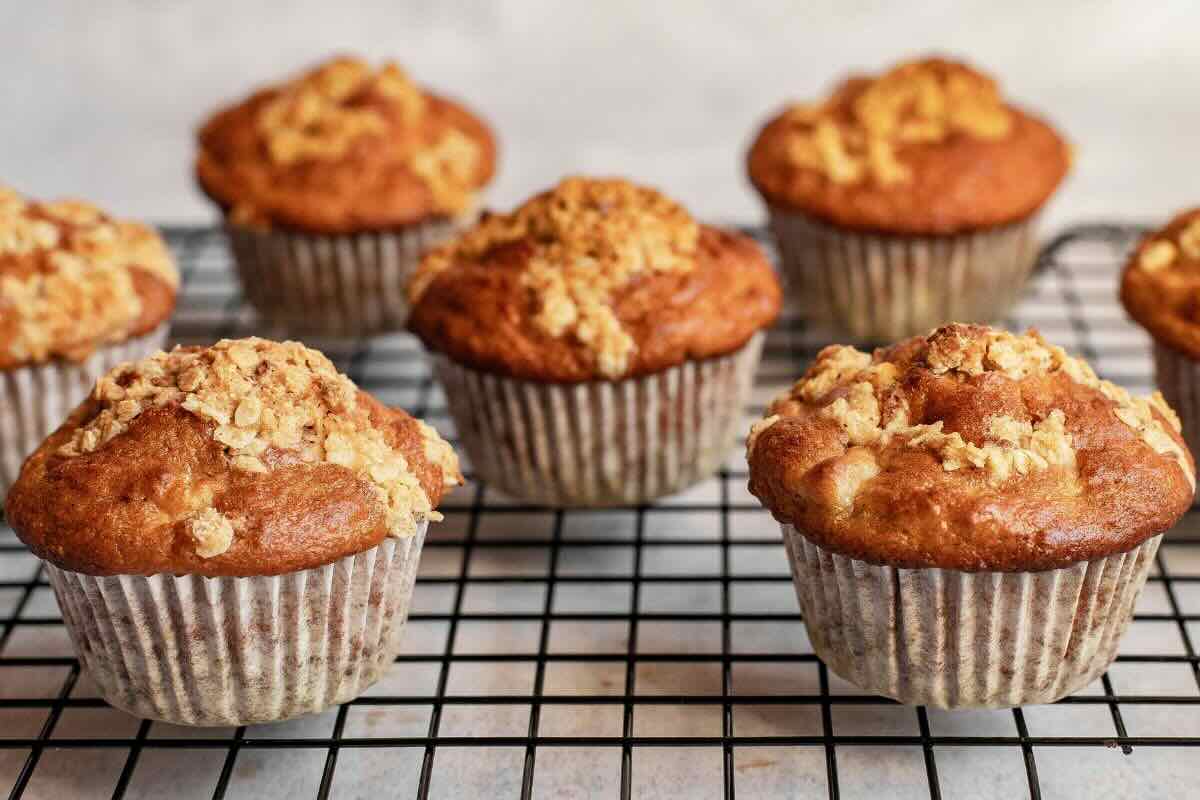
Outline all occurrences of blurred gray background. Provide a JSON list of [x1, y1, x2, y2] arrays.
[[1, 0, 1194, 227]]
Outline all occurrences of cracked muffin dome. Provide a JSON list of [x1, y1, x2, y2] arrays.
[[196, 55, 497, 233], [407, 176, 782, 381], [0, 186, 178, 370], [1120, 208, 1200, 358], [5, 338, 461, 577], [747, 56, 1070, 234], [747, 324, 1194, 571]]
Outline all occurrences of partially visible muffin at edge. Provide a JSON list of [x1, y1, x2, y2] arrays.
[[747, 56, 1071, 340], [408, 176, 782, 505], [196, 55, 498, 335], [747, 323, 1193, 707], [1121, 207, 1200, 456], [0, 184, 178, 493], [4, 338, 461, 726]]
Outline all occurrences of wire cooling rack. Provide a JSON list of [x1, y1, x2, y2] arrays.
[[0, 223, 1197, 799]]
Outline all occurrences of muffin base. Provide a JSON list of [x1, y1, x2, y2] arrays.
[[226, 217, 469, 338], [782, 524, 1160, 708], [767, 207, 1040, 341], [46, 527, 425, 726], [0, 323, 170, 498], [1153, 342, 1200, 458], [433, 333, 764, 507]]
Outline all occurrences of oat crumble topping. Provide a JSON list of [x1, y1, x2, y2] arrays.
[[775, 58, 1014, 187], [188, 508, 235, 559], [758, 325, 1193, 489], [257, 57, 422, 165], [59, 338, 459, 557], [0, 185, 178, 365], [249, 56, 482, 216], [410, 177, 701, 378], [1137, 215, 1200, 273]]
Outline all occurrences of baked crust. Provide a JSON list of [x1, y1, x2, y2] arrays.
[[746, 57, 1071, 234], [0, 186, 178, 370], [195, 56, 497, 234], [747, 324, 1194, 571], [407, 177, 782, 381], [5, 338, 462, 577], [1120, 208, 1200, 360]]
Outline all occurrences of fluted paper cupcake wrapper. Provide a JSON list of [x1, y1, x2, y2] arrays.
[[0, 323, 169, 498], [767, 208, 1040, 341], [226, 217, 469, 337], [1153, 342, 1200, 458], [782, 524, 1160, 708], [433, 333, 764, 507], [45, 526, 426, 726]]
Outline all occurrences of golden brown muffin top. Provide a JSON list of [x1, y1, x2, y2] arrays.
[[196, 56, 497, 233], [1120, 209, 1200, 359], [747, 324, 1194, 571], [0, 186, 178, 370], [5, 338, 461, 577], [407, 176, 782, 381], [746, 56, 1071, 234]]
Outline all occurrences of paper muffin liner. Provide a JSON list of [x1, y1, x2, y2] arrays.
[[225, 216, 470, 337], [433, 333, 764, 507], [766, 207, 1040, 341], [45, 525, 426, 726], [1152, 341, 1200, 458], [0, 323, 170, 498], [781, 524, 1160, 708]]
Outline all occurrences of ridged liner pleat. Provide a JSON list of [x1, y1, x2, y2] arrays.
[[43, 526, 425, 726], [433, 333, 765, 507], [781, 524, 1160, 708], [1152, 342, 1200, 459], [225, 216, 469, 337], [0, 323, 169, 498], [767, 207, 1039, 341]]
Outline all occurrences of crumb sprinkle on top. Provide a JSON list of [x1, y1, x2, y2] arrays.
[[60, 338, 460, 557], [410, 176, 701, 377], [0, 185, 178, 366], [773, 57, 1014, 187]]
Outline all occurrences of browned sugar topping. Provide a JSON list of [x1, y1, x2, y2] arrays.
[[242, 56, 483, 217], [0, 186, 178, 365], [410, 176, 701, 377], [60, 338, 460, 558], [776, 57, 1013, 187]]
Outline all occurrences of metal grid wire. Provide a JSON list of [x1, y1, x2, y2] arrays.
[[0, 223, 1197, 798]]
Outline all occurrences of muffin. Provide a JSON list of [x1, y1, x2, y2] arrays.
[[5, 337, 461, 725], [408, 176, 782, 506], [747, 324, 1193, 707], [196, 55, 497, 336], [0, 185, 177, 496], [1120, 208, 1200, 457], [747, 56, 1070, 340]]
